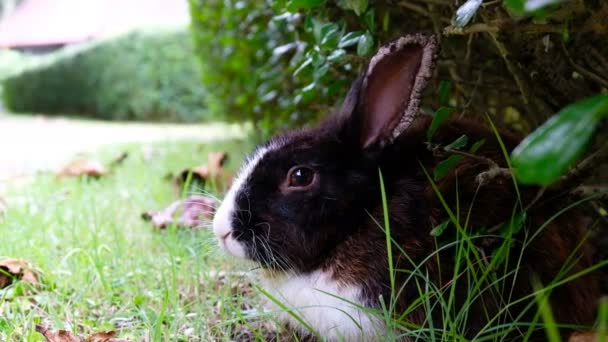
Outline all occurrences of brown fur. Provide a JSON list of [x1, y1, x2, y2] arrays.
[[319, 116, 604, 339]]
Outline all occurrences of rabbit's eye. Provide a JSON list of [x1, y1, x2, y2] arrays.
[[287, 166, 315, 189]]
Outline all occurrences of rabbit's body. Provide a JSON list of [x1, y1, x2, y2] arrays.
[[213, 35, 605, 340], [260, 269, 382, 340]]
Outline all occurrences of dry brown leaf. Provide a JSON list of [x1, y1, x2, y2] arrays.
[[36, 326, 81, 342], [0, 258, 39, 289], [57, 152, 128, 179], [207, 151, 228, 176], [58, 160, 108, 179], [569, 331, 606, 342], [84, 331, 128, 342], [173, 151, 233, 194], [142, 195, 217, 229], [36, 326, 129, 342]]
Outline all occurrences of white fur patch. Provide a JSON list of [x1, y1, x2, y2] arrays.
[[213, 143, 278, 258], [260, 270, 383, 341]]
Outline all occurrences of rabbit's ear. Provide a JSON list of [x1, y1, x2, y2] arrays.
[[339, 34, 437, 149]]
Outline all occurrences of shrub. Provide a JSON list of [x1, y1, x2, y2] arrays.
[[1, 28, 206, 122], [188, 0, 359, 136], [188, 0, 607, 134]]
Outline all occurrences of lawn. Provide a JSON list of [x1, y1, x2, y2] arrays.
[[0, 135, 281, 341], [1, 115, 606, 342]]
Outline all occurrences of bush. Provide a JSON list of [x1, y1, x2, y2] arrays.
[[1, 28, 206, 122], [188, 0, 358, 135], [0, 49, 34, 80], [189, 0, 607, 133]]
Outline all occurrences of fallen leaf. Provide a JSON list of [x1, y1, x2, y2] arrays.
[[207, 151, 228, 175], [57, 160, 108, 179], [176, 165, 209, 188], [568, 331, 604, 342], [142, 195, 217, 229], [85, 331, 129, 342], [57, 152, 128, 179], [173, 151, 232, 194], [36, 326, 80, 342], [0, 258, 39, 289], [36, 326, 129, 342]]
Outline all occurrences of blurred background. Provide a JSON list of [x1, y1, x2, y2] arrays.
[[0, 0, 208, 179]]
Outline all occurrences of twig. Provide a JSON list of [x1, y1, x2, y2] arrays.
[[561, 41, 608, 89], [410, 0, 452, 5], [433, 146, 513, 186], [476, 167, 512, 186], [571, 185, 608, 200], [426, 3, 444, 43], [588, 48, 608, 76], [552, 140, 608, 192], [444, 23, 500, 35], [443, 21, 566, 36], [397, 1, 451, 23], [397, 1, 434, 18], [484, 29, 531, 106], [524, 187, 547, 212], [482, 0, 503, 7]]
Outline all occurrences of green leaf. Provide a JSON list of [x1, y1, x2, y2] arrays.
[[498, 212, 527, 236], [343, 0, 368, 16], [434, 155, 463, 181], [356, 31, 374, 56], [469, 139, 486, 154], [310, 50, 325, 68], [444, 135, 468, 151], [327, 49, 347, 62], [523, 0, 562, 12], [511, 94, 608, 185], [430, 220, 450, 237], [503, 0, 562, 15], [363, 9, 375, 31], [286, 0, 325, 11], [490, 213, 527, 266], [338, 31, 363, 48], [311, 18, 324, 44], [438, 80, 452, 106], [454, 0, 482, 27], [503, 0, 525, 14], [313, 62, 329, 80], [427, 107, 453, 141], [320, 23, 341, 47], [293, 57, 312, 76], [382, 12, 390, 32]]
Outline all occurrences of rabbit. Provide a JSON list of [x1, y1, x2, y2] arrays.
[[212, 34, 605, 341]]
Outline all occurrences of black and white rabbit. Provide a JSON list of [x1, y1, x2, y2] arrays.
[[212, 34, 605, 341]]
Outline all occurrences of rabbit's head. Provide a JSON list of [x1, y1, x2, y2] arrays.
[[213, 34, 438, 272]]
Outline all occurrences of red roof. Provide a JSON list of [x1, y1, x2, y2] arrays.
[[0, 0, 190, 48]]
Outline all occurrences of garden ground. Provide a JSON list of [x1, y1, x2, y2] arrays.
[[0, 113, 282, 341]]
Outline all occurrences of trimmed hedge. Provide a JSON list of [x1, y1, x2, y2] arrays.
[[2, 28, 206, 122]]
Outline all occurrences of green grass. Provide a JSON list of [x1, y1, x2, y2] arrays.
[[0, 138, 284, 341], [1, 133, 606, 342]]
